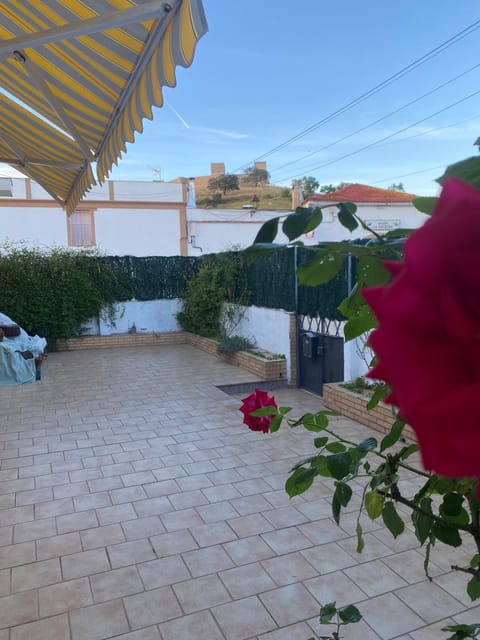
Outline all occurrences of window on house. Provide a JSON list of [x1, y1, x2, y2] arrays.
[[67, 209, 96, 247]]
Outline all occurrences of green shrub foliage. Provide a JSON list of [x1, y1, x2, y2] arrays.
[[0, 244, 125, 341]]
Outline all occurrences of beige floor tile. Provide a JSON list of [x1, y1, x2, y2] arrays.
[[108, 538, 156, 568], [80, 523, 125, 550], [227, 513, 274, 537], [37, 532, 82, 560], [123, 586, 182, 628], [261, 527, 313, 555], [182, 544, 234, 577], [262, 551, 318, 586], [15, 487, 52, 506], [160, 507, 204, 531], [10, 613, 70, 640], [300, 541, 356, 574], [308, 616, 381, 640], [73, 491, 111, 512], [191, 520, 237, 547], [409, 618, 457, 640], [61, 548, 110, 580], [304, 571, 368, 606], [263, 507, 308, 529], [96, 503, 137, 526], [260, 583, 321, 627], [259, 621, 316, 640], [361, 593, 425, 638], [160, 609, 224, 640], [134, 496, 173, 517], [345, 559, 408, 596], [0, 589, 38, 629], [12, 558, 61, 592], [219, 562, 276, 599], [173, 574, 231, 613], [90, 565, 144, 602], [121, 516, 165, 541], [213, 595, 277, 640], [70, 599, 129, 640], [110, 485, 147, 505], [54, 481, 89, 500], [57, 509, 98, 534], [137, 555, 190, 589], [169, 489, 209, 510], [396, 581, 464, 623], [13, 517, 57, 543], [196, 500, 240, 524], [382, 549, 443, 584], [0, 505, 33, 527], [202, 484, 242, 503], [150, 529, 198, 557], [337, 532, 395, 562], [109, 628, 161, 640], [35, 498, 74, 519], [0, 541, 35, 569], [39, 577, 93, 617], [224, 535, 276, 565]]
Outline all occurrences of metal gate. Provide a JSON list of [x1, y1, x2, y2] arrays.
[[297, 315, 344, 395]]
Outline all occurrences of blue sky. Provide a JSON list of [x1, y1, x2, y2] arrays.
[[5, 1, 480, 196]]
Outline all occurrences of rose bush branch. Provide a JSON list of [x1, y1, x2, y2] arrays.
[[241, 156, 480, 636]]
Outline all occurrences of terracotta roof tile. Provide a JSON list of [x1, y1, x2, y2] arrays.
[[304, 183, 417, 204]]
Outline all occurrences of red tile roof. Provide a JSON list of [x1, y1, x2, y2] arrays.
[[304, 183, 416, 204]]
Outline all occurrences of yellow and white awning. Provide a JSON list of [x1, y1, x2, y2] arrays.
[[0, 0, 207, 213]]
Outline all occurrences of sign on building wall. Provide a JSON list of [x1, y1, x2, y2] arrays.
[[364, 219, 401, 231]]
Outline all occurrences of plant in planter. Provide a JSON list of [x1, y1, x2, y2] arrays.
[[241, 155, 480, 639]]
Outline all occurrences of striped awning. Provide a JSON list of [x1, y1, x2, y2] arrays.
[[0, 0, 207, 213]]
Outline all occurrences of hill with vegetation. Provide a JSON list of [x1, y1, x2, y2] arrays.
[[195, 182, 292, 211]]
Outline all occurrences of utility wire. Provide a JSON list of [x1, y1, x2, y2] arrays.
[[274, 87, 480, 183], [372, 164, 446, 186], [232, 17, 480, 173], [269, 61, 480, 174]]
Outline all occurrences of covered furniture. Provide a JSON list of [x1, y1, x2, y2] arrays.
[[0, 313, 46, 385]]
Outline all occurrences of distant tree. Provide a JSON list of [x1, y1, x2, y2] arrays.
[[302, 176, 319, 196], [388, 182, 405, 192], [208, 174, 240, 195], [319, 183, 338, 194], [243, 166, 270, 186]]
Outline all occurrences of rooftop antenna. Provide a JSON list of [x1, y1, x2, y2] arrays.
[[149, 166, 162, 181]]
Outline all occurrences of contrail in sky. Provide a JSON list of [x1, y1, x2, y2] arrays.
[[166, 101, 190, 129]]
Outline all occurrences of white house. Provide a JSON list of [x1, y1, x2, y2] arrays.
[[302, 183, 428, 242], [0, 177, 190, 257], [0, 177, 429, 256]]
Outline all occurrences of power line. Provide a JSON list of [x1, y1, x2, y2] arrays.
[[372, 164, 447, 186], [274, 87, 480, 183], [269, 61, 480, 175], [231, 17, 480, 173]]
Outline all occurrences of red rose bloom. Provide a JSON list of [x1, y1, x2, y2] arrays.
[[363, 177, 480, 480], [239, 388, 277, 433]]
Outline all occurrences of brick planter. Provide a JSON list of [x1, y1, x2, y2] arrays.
[[55, 331, 287, 381], [323, 382, 415, 442]]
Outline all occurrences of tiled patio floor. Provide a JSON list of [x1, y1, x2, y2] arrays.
[[0, 344, 477, 640]]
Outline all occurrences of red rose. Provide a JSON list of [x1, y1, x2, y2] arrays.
[[239, 388, 277, 434], [363, 177, 480, 480]]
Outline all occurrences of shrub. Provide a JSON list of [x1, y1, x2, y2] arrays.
[[176, 263, 224, 337], [217, 335, 256, 354], [0, 243, 125, 343]]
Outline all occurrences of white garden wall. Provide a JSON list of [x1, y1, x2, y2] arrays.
[[84, 300, 182, 336]]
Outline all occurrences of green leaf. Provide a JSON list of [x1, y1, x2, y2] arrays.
[[399, 443, 419, 460], [314, 436, 329, 449], [282, 207, 323, 241], [312, 455, 332, 477], [432, 478, 456, 495], [365, 491, 384, 520], [332, 492, 341, 525], [337, 202, 359, 231], [412, 196, 438, 215], [338, 604, 362, 624], [356, 521, 364, 553], [440, 493, 464, 518], [335, 482, 353, 507], [467, 577, 480, 601], [279, 406, 292, 415], [253, 217, 280, 244], [437, 156, 480, 189], [268, 415, 282, 433], [319, 602, 337, 624], [285, 467, 315, 497], [297, 251, 344, 286], [249, 406, 277, 417], [470, 554, 480, 569], [367, 385, 389, 410], [412, 498, 434, 545], [326, 441, 347, 454], [344, 315, 377, 342], [382, 501, 405, 538], [326, 452, 351, 480], [380, 419, 405, 452], [432, 522, 462, 547], [357, 255, 390, 287]]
